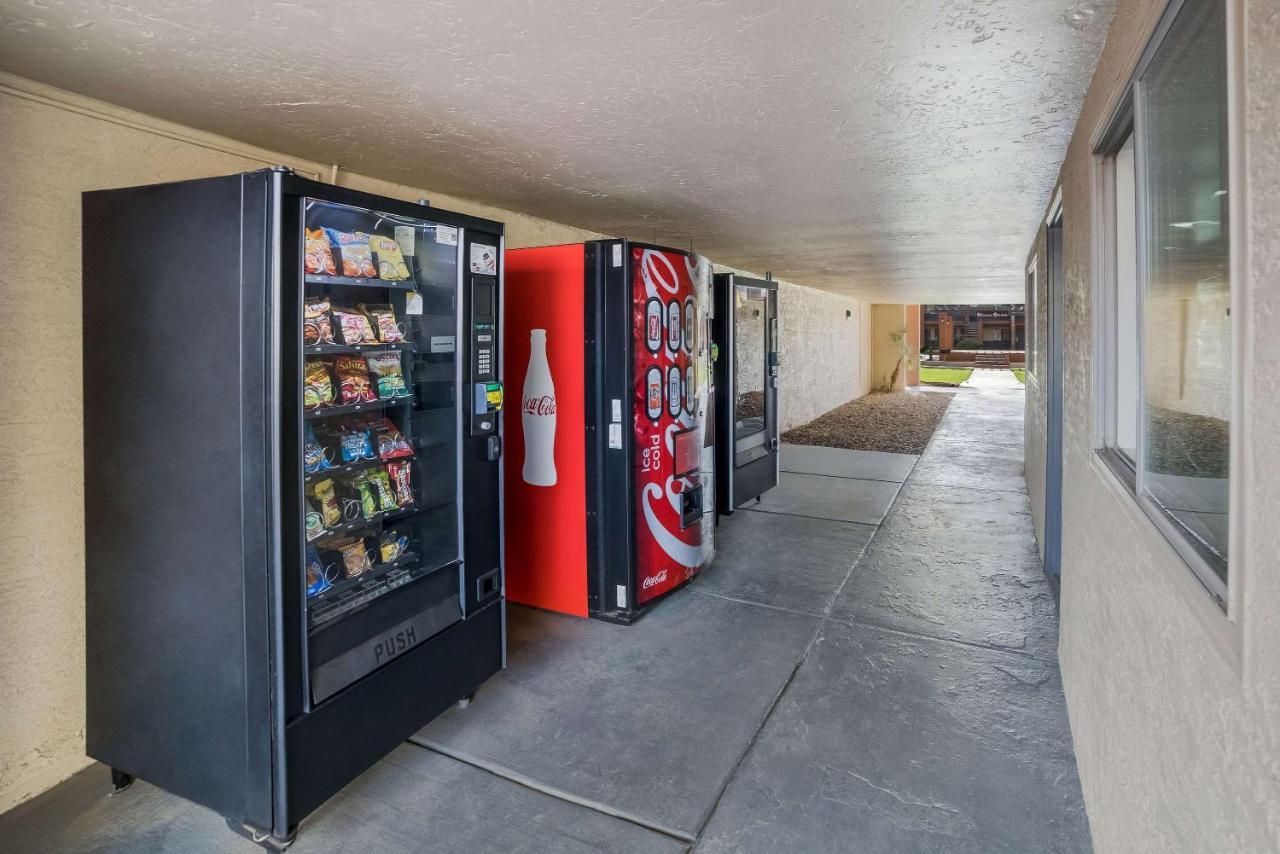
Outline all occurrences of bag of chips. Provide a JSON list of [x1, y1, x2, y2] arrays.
[[311, 479, 341, 528], [305, 502, 325, 541], [331, 306, 377, 345], [368, 470, 399, 511], [339, 540, 372, 578], [386, 460, 413, 506], [367, 234, 411, 280], [305, 228, 337, 276], [306, 544, 332, 597], [324, 228, 377, 278], [364, 351, 409, 399], [304, 297, 335, 345], [360, 303, 404, 343], [379, 529, 410, 563], [303, 359, 335, 409], [333, 355, 377, 404], [304, 424, 334, 473], [371, 417, 414, 460], [339, 425, 376, 462], [353, 475, 378, 519]]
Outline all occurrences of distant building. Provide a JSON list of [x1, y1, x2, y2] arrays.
[[922, 304, 1025, 352]]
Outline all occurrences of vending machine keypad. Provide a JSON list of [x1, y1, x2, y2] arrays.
[[469, 275, 501, 435]]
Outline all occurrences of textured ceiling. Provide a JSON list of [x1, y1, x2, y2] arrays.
[[0, 0, 1114, 301]]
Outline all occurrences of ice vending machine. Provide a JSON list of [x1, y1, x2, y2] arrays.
[[712, 273, 780, 513], [83, 170, 505, 848], [504, 241, 715, 624]]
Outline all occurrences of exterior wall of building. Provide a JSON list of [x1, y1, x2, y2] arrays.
[[774, 281, 871, 430], [870, 305, 908, 392], [904, 305, 921, 386], [1023, 2, 1280, 851], [0, 74, 874, 813]]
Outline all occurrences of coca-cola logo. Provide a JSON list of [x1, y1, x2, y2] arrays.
[[641, 569, 669, 590], [522, 394, 556, 416]]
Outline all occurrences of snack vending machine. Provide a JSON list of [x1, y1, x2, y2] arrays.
[[712, 272, 780, 513], [82, 170, 505, 848], [503, 241, 715, 624]]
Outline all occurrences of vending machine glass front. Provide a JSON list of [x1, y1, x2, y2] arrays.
[[298, 199, 461, 636]]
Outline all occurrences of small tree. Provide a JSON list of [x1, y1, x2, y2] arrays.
[[877, 326, 916, 392]]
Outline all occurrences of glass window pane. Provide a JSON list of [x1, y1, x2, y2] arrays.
[[1114, 133, 1139, 461], [1138, 0, 1230, 585], [301, 198, 461, 628], [734, 287, 767, 442]]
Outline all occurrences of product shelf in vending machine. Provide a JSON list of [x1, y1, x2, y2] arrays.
[[82, 169, 506, 847]]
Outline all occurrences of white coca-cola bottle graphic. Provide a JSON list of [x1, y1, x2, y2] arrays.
[[522, 329, 557, 486]]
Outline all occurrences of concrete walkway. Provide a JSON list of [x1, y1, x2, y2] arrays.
[[0, 380, 1089, 853], [966, 366, 1025, 390]]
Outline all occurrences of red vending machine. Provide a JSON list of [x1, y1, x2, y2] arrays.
[[505, 241, 715, 623]]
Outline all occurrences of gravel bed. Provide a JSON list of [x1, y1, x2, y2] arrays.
[[781, 391, 955, 455]]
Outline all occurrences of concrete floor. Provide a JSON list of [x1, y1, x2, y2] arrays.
[[0, 379, 1090, 853]]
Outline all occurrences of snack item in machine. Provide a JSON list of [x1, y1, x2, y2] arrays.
[[368, 469, 399, 512], [323, 228, 377, 278], [353, 474, 378, 519], [367, 233, 411, 280], [364, 351, 409, 399], [305, 502, 325, 541], [303, 296, 335, 345], [379, 529, 410, 563], [386, 460, 413, 507], [311, 479, 341, 528], [333, 355, 377, 405], [371, 416, 413, 460], [332, 307, 378, 345], [339, 425, 376, 463], [360, 303, 405, 343], [304, 228, 337, 276], [305, 544, 332, 597], [304, 427, 334, 474], [338, 540, 373, 578], [303, 359, 335, 409]]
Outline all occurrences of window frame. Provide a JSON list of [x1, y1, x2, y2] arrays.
[[1089, 0, 1247, 622], [1024, 261, 1037, 379], [1093, 104, 1139, 491]]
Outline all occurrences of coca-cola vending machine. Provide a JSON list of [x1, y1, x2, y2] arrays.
[[504, 241, 715, 623]]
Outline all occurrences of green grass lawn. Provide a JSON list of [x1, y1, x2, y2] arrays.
[[1012, 368, 1026, 383], [918, 366, 973, 386]]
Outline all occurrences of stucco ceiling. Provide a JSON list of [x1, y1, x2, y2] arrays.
[[0, 0, 1114, 302]]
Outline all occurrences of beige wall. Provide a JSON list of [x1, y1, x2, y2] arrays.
[[870, 304, 908, 392], [1023, 1, 1280, 851], [775, 283, 870, 430], [0, 74, 872, 812], [904, 305, 921, 387]]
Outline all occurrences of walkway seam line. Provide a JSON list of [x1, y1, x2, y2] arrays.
[[404, 737, 696, 846], [687, 487, 905, 846], [830, 614, 1060, 664]]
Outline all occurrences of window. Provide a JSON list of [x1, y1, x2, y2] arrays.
[[1094, 0, 1233, 604]]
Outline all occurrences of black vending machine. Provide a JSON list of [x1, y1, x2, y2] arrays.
[[713, 272, 780, 514], [82, 169, 505, 848]]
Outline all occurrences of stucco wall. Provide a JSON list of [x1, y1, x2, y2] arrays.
[[1024, 1, 1280, 851], [0, 74, 874, 813], [774, 282, 870, 431]]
